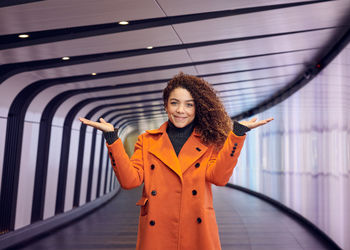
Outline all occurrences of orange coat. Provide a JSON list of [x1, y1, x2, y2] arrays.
[[107, 121, 246, 250]]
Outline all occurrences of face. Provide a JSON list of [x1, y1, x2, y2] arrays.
[[165, 87, 196, 128]]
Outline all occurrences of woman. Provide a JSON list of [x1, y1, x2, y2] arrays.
[[79, 72, 273, 250]]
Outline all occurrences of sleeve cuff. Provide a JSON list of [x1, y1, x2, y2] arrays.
[[103, 128, 119, 145], [233, 121, 250, 136]]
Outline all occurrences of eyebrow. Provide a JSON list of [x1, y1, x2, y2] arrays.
[[169, 98, 194, 102]]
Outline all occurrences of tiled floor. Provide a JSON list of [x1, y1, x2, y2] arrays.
[[11, 186, 334, 250]]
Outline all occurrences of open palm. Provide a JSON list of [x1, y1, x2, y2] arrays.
[[79, 117, 114, 132], [239, 117, 274, 129]]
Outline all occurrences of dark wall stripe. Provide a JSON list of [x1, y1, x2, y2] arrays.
[[54, 123, 71, 214], [0, 0, 44, 8], [73, 126, 87, 207]]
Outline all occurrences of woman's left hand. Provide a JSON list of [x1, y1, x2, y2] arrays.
[[239, 117, 274, 129]]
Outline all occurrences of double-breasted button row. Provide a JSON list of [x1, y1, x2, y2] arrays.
[[149, 187, 157, 226], [230, 144, 238, 157], [109, 152, 116, 166]]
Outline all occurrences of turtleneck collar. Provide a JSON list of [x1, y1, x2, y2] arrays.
[[166, 120, 195, 137], [166, 120, 196, 156]]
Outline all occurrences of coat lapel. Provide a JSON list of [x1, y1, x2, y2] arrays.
[[148, 122, 183, 180], [178, 131, 208, 174]]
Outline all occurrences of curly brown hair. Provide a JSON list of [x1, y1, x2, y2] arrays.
[[163, 72, 232, 148]]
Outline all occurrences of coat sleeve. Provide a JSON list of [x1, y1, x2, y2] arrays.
[[205, 131, 246, 186], [106, 134, 144, 189]]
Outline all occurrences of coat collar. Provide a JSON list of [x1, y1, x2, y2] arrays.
[[147, 121, 208, 179]]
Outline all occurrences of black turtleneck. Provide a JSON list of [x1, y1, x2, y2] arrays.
[[166, 120, 195, 156]]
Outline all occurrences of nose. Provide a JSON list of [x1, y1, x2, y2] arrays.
[[176, 104, 185, 113]]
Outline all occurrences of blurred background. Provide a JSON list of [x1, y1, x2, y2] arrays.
[[0, 0, 349, 249]]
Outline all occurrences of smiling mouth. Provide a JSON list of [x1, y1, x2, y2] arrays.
[[174, 116, 187, 121]]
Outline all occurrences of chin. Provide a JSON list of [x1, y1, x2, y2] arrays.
[[174, 123, 186, 128]]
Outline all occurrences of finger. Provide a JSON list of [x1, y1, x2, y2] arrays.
[[80, 117, 102, 129], [256, 118, 273, 127], [79, 117, 90, 124], [261, 118, 273, 124], [99, 117, 106, 123]]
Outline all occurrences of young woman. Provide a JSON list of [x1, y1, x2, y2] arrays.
[[79, 72, 273, 250]]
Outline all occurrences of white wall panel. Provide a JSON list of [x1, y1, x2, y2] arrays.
[[91, 132, 103, 200], [79, 130, 92, 206], [64, 129, 79, 212], [14, 121, 39, 229], [99, 145, 108, 197], [43, 126, 63, 220]]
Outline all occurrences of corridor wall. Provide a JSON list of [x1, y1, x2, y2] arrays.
[[0, 73, 120, 239], [230, 44, 350, 249]]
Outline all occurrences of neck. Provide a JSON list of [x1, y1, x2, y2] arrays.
[[166, 120, 195, 156], [167, 120, 195, 133]]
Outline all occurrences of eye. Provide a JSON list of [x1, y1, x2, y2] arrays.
[[170, 101, 178, 105], [186, 103, 194, 107]]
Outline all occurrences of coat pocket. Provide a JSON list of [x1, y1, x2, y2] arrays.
[[136, 197, 149, 216]]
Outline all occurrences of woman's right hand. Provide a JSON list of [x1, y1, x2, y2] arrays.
[[79, 117, 115, 132]]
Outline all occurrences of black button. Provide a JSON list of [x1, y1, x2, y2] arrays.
[[192, 190, 197, 195], [197, 217, 202, 224], [196, 147, 201, 151], [109, 152, 112, 156], [231, 150, 235, 153], [233, 146, 236, 150], [195, 163, 200, 168], [151, 190, 157, 196], [230, 153, 234, 157], [234, 143, 238, 146], [150, 220, 155, 226], [113, 163, 116, 166], [151, 164, 155, 170]]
